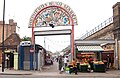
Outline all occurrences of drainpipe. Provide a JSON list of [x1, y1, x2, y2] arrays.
[[115, 38, 119, 69]]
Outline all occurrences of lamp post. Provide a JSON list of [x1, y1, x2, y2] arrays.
[[2, 0, 5, 72]]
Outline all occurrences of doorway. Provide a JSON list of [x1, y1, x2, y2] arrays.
[[5, 51, 14, 69]]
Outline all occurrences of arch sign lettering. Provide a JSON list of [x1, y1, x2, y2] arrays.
[[28, 1, 77, 27], [28, 1, 78, 59]]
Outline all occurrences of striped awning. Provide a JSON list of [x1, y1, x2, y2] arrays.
[[77, 46, 104, 51]]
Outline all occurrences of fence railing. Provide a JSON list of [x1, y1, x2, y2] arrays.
[[80, 16, 113, 40]]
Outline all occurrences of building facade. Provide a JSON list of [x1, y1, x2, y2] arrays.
[[79, 2, 120, 69], [0, 19, 17, 43], [0, 19, 17, 65]]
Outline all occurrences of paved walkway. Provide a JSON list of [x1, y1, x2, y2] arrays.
[[0, 62, 120, 77], [41, 61, 59, 72]]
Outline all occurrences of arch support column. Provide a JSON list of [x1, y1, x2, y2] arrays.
[[72, 24, 74, 59], [113, 2, 120, 69]]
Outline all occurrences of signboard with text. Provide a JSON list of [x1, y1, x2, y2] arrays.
[[28, 1, 78, 28]]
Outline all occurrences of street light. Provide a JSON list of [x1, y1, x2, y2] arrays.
[[2, 0, 5, 72]]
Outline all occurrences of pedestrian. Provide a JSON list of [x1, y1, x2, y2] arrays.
[[6, 55, 9, 69], [59, 56, 64, 74], [106, 55, 112, 69], [70, 58, 78, 75], [103, 58, 107, 70], [58, 56, 63, 71], [76, 58, 80, 72], [56, 57, 58, 62], [88, 56, 94, 72], [64, 56, 69, 68]]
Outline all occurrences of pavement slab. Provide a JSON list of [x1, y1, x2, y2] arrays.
[[1, 62, 120, 77]]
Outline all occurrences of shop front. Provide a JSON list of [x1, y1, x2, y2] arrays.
[[101, 44, 114, 68], [76, 45, 105, 72], [76, 45, 104, 60]]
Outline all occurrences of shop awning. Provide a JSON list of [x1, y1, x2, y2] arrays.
[[77, 46, 104, 51]]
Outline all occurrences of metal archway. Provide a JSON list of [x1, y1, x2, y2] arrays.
[[28, 1, 78, 64]]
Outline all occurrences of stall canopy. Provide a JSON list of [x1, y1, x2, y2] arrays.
[[77, 46, 104, 51]]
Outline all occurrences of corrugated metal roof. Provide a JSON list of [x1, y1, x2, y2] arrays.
[[77, 46, 104, 51]]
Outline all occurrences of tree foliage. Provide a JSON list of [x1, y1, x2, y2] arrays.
[[21, 36, 31, 41]]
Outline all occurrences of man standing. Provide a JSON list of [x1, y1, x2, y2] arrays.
[[64, 56, 69, 68], [58, 56, 63, 71], [107, 55, 111, 69]]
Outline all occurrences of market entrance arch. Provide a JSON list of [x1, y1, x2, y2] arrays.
[[28, 1, 78, 60]]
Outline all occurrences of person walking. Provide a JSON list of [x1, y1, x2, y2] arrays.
[[58, 56, 63, 71], [64, 56, 69, 68]]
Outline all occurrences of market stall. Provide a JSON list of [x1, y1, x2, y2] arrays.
[[79, 62, 89, 72], [75, 45, 105, 72], [76, 45, 104, 61], [66, 60, 106, 73], [93, 61, 106, 72]]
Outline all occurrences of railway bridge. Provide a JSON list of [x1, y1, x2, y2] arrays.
[[78, 2, 120, 69]]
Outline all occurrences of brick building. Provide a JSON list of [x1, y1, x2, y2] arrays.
[[78, 2, 120, 69], [0, 19, 17, 65], [0, 19, 17, 43]]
